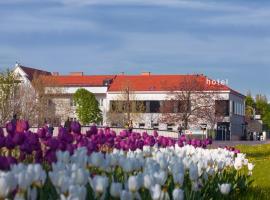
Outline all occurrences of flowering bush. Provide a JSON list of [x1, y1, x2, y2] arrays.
[[0, 120, 253, 200]]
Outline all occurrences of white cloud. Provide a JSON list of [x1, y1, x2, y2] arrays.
[[0, 13, 98, 33], [202, 7, 270, 26], [57, 0, 248, 12], [0, 0, 249, 12]]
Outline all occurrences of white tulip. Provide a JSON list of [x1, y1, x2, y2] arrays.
[[120, 190, 133, 200], [172, 188, 184, 200], [121, 158, 134, 173], [90, 152, 105, 167], [56, 151, 70, 163], [90, 175, 109, 195], [68, 185, 87, 200], [173, 173, 184, 186], [248, 163, 254, 171], [110, 182, 122, 198], [128, 176, 140, 192], [27, 187, 37, 200], [150, 184, 161, 200], [154, 171, 167, 186], [189, 163, 199, 181], [71, 167, 89, 186], [143, 174, 154, 189], [14, 192, 25, 200], [234, 158, 243, 170], [17, 172, 32, 190], [219, 183, 231, 195], [0, 172, 16, 198]]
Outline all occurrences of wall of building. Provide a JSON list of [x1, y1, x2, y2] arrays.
[[229, 93, 245, 140], [105, 91, 234, 130]]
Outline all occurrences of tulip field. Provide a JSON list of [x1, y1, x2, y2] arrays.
[[0, 120, 255, 200]]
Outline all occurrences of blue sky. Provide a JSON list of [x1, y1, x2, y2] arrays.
[[0, 0, 270, 96]]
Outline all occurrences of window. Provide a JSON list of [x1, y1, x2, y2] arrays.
[[161, 100, 176, 113], [48, 99, 53, 106], [153, 123, 159, 130], [215, 100, 229, 116], [110, 101, 122, 112], [167, 123, 175, 131], [139, 123, 145, 128], [134, 101, 146, 113], [150, 101, 160, 113], [177, 100, 191, 113], [99, 98, 103, 106], [70, 98, 76, 107]]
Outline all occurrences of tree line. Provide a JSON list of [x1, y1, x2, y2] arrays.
[[245, 92, 270, 130]]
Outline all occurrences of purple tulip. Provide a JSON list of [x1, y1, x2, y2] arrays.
[[153, 130, 158, 138], [19, 151, 26, 161], [35, 150, 43, 163], [5, 135, 15, 150], [142, 132, 148, 139], [0, 137, 5, 148], [191, 139, 197, 147], [0, 127, 4, 137], [196, 139, 202, 147], [234, 149, 240, 154], [37, 128, 46, 139], [12, 132, 25, 146], [120, 130, 128, 138], [178, 140, 184, 147], [21, 120, 29, 131], [7, 156, 17, 166], [47, 138, 59, 151], [66, 144, 75, 155], [0, 156, 10, 170], [6, 122, 15, 136], [45, 149, 57, 164], [111, 131, 116, 138], [87, 141, 97, 153], [20, 141, 32, 154], [179, 134, 187, 142], [86, 125, 98, 137], [71, 121, 81, 134]]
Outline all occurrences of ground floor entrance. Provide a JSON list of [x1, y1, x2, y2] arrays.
[[216, 122, 231, 141]]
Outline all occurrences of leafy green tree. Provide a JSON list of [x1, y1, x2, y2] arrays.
[[255, 96, 270, 129], [73, 88, 102, 125], [245, 93, 255, 119]]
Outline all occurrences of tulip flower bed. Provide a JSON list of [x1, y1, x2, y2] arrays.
[[0, 121, 254, 200]]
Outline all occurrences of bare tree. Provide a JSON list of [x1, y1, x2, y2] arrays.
[[15, 73, 70, 126], [0, 69, 20, 125], [106, 80, 145, 127], [160, 76, 222, 130]]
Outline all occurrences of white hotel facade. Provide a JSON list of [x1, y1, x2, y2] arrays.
[[14, 64, 246, 140]]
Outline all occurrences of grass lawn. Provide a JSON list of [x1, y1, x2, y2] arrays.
[[235, 144, 270, 199]]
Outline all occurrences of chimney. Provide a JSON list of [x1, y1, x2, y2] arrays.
[[52, 72, 59, 76], [70, 72, 83, 76], [141, 71, 151, 76]]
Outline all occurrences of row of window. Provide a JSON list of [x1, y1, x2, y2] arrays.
[[68, 98, 244, 116], [109, 100, 191, 113], [233, 101, 245, 116], [70, 98, 104, 107]]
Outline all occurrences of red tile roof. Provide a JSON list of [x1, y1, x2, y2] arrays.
[[18, 65, 242, 97], [108, 74, 232, 92], [19, 65, 51, 81], [42, 75, 116, 86]]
